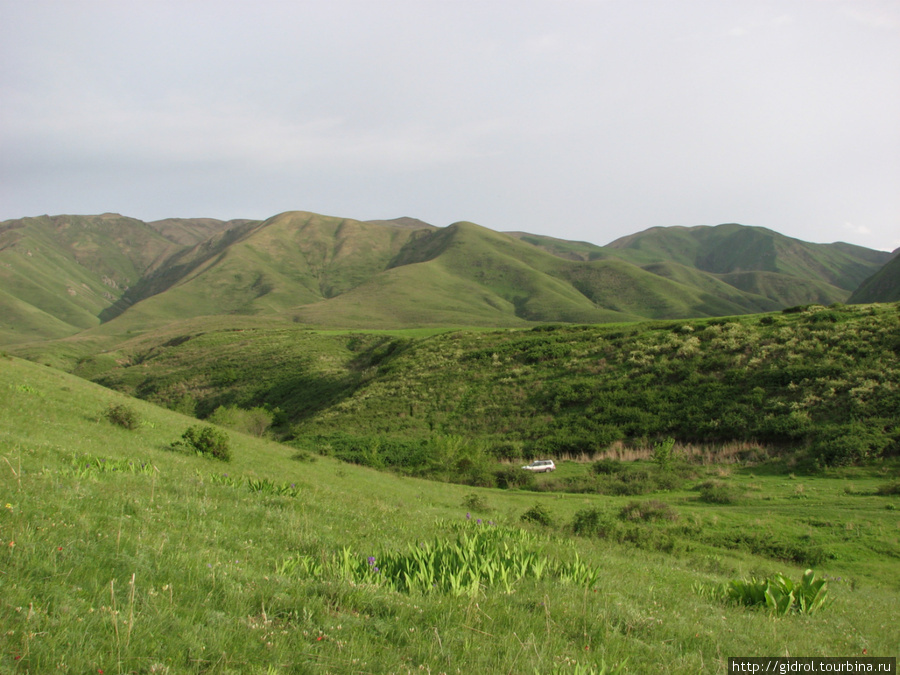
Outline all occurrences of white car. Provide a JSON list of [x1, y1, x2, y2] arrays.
[[522, 459, 556, 473]]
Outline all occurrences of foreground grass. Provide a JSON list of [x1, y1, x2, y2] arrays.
[[1, 357, 898, 673]]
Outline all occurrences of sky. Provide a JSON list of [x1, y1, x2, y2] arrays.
[[1, 0, 898, 252]]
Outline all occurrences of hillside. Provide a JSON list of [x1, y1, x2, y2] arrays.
[[0, 211, 892, 344], [3, 348, 900, 672], [606, 223, 890, 302], [849, 250, 900, 303], [0, 214, 182, 342], [72, 302, 900, 471]]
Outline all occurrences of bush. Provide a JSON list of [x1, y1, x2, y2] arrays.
[[104, 402, 141, 430], [207, 405, 273, 437], [592, 458, 624, 475], [520, 503, 553, 527], [810, 423, 892, 466], [462, 493, 490, 511], [651, 437, 676, 470], [877, 480, 900, 496], [618, 499, 679, 522], [290, 450, 317, 463], [697, 481, 741, 504], [175, 425, 232, 461], [494, 466, 536, 490], [572, 507, 617, 537]]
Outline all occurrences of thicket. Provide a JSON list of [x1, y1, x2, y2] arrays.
[[92, 303, 900, 469], [291, 303, 899, 468], [103, 402, 141, 430], [171, 424, 232, 461]]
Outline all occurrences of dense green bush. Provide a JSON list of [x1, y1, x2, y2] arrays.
[[696, 480, 742, 504], [618, 499, 679, 522], [175, 425, 232, 461], [810, 423, 894, 466], [877, 480, 900, 496], [104, 402, 141, 430], [207, 404, 274, 437], [592, 458, 625, 474], [494, 466, 536, 490], [520, 503, 554, 527]]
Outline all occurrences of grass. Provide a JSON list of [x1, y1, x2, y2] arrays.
[[1, 356, 899, 673]]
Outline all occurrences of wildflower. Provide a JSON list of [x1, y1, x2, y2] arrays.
[[58, 546, 63, 551], [8, 541, 14, 548], [367, 556, 376, 566], [4, 503, 11, 510], [466, 513, 471, 520], [476, 519, 482, 524]]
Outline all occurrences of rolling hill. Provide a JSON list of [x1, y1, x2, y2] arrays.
[[0, 210, 892, 344], [849, 250, 900, 303]]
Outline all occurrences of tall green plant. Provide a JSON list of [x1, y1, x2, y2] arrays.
[[697, 569, 832, 616]]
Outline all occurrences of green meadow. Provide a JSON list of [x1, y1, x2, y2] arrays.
[[2, 354, 898, 674]]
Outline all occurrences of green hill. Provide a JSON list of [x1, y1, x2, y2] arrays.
[[849, 251, 900, 303], [1, 212, 892, 344], [68, 302, 899, 472], [2, 347, 899, 672], [0, 214, 182, 341], [605, 223, 890, 305]]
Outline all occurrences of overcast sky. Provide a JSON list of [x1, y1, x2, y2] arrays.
[[2, 0, 898, 251]]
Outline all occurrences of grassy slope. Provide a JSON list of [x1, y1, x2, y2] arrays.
[[850, 253, 900, 304], [5, 214, 892, 345], [42, 303, 899, 474], [146, 217, 256, 246], [0, 215, 182, 340], [1, 356, 899, 674], [605, 223, 891, 303]]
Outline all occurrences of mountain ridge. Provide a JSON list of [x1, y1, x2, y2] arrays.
[[0, 210, 893, 344]]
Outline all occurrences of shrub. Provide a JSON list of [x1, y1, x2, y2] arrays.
[[520, 503, 554, 527], [696, 480, 742, 504], [876, 480, 900, 496], [651, 437, 676, 470], [462, 493, 490, 511], [207, 404, 273, 437], [104, 402, 141, 430], [618, 499, 678, 522], [810, 423, 892, 466], [592, 458, 624, 475], [572, 507, 617, 537], [175, 425, 232, 461], [494, 466, 536, 490]]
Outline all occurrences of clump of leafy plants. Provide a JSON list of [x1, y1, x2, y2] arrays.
[[618, 499, 678, 522], [520, 503, 554, 526], [651, 437, 676, 470], [876, 480, 900, 496], [337, 520, 598, 596], [462, 492, 490, 511], [592, 458, 625, 475], [172, 424, 232, 461], [696, 479, 742, 504], [104, 402, 141, 430], [696, 569, 832, 616], [495, 465, 536, 489]]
